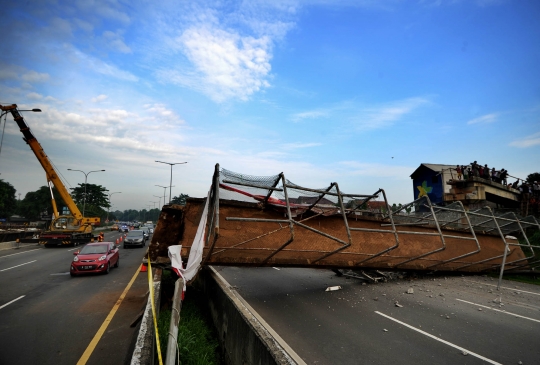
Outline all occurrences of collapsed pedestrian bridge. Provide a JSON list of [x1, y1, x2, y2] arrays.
[[149, 165, 540, 278]]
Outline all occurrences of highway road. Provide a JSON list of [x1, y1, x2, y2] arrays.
[[0, 230, 150, 365], [217, 266, 540, 365]]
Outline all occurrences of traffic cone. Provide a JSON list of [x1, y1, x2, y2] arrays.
[[140, 264, 147, 272], [116, 238, 119, 244], [120, 236, 123, 242]]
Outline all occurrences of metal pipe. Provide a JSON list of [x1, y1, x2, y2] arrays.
[[222, 179, 284, 191], [355, 189, 401, 265], [426, 201, 481, 270], [165, 277, 184, 365], [395, 195, 447, 267], [283, 184, 376, 198]]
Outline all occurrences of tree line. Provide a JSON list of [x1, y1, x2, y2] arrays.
[[0, 180, 189, 224]]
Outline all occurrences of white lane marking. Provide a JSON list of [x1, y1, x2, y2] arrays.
[[272, 267, 280, 270], [464, 279, 540, 296], [456, 298, 540, 323], [0, 260, 37, 272], [0, 248, 42, 258], [51, 272, 71, 276], [375, 311, 502, 365], [0, 295, 25, 310], [67, 248, 79, 251]]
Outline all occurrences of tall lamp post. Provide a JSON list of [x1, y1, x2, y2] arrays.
[[67, 169, 105, 217], [155, 161, 187, 204], [155, 185, 174, 206], [150, 201, 157, 222], [153, 195, 162, 208], [107, 191, 121, 221]]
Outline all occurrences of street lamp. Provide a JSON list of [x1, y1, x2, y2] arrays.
[[67, 169, 105, 217], [155, 161, 187, 204], [155, 185, 174, 206], [153, 195, 162, 208], [107, 192, 121, 221], [150, 201, 157, 222]]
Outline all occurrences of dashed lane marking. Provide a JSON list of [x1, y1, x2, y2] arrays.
[[0, 295, 25, 310], [375, 311, 503, 365], [0, 260, 37, 272], [456, 298, 540, 323], [464, 279, 540, 296], [0, 249, 42, 258]]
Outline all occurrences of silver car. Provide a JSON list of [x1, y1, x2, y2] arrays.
[[140, 226, 151, 240], [124, 230, 146, 248]]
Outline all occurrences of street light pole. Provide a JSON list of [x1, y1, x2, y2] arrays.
[[155, 185, 174, 206], [107, 191, 121, 221], [150, 201, 157, 222], [153, 195, 162, 208], [67, 169, 105, 217], [155, 161, 187, 204]]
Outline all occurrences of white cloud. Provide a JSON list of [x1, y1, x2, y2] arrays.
[[74, 49, 138, 82], [291, 97, 429, 131], [509, 132, 540, 148], [91, 94, 108, 103], [26, 92, 43, 100], [163, 25, 272, 102], [356, 97, 428, 130], [467, 113, 498, 125], [21, 71, 50, 83], [103, 30, 132, 54], [291, 110, 328, 122], [282, 142, 322, 149]]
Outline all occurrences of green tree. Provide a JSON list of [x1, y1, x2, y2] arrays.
[[526, 172, 540, 185], [171, 193, 189, 206], [18, 186, 67, 221], [70, 183, 110, 212], [0, 180, 17, 219]]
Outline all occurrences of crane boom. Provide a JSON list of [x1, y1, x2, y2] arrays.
[[0, 104, 100, 246]]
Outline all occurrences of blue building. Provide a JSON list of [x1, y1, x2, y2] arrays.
[[410, 163, 455, 205]]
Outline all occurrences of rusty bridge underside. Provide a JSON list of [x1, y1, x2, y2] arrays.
[[149, 165, 540, 275]]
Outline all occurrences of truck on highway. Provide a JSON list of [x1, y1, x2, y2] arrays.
[[0, 104, 100, 246]]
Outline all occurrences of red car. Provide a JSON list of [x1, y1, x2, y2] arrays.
[[70, 242, 119, 276]]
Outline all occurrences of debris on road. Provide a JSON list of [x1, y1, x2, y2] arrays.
[[407, 288, 414, 294], [325, 286, 342, 292], [395, 302, 403, 308]]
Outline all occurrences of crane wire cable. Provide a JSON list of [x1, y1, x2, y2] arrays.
[[0, 112, 7, 165]]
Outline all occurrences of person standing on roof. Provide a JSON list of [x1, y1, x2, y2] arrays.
[[456, 165, 462, 180], [483, 164, 490, 180], [533, 181, 540, 198], [500, 169, 508, 185]]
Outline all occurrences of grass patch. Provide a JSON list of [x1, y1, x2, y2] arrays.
[[157, 271, 222, 365]]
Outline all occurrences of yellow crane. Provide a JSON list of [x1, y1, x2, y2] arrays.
[[0, 104, 100, 246]]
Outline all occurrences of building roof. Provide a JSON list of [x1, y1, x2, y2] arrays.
[[410, 163, 456, 178]]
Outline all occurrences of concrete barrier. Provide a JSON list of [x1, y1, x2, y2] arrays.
[[196, 266, 305, 365], [0, 241, 39, 251], [130, 266, 304, 365]]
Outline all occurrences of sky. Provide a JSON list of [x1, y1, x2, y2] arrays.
[[0, 0, 539, 211]]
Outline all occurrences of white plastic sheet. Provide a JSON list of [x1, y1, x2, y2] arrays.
[[168, 192, 210, 286]]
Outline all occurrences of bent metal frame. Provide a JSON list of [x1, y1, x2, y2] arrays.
[[197, 164, 539, 289]]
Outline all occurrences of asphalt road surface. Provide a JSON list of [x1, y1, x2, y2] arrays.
[[0, 230, 150, 365], [217, 266, 540, 365]]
